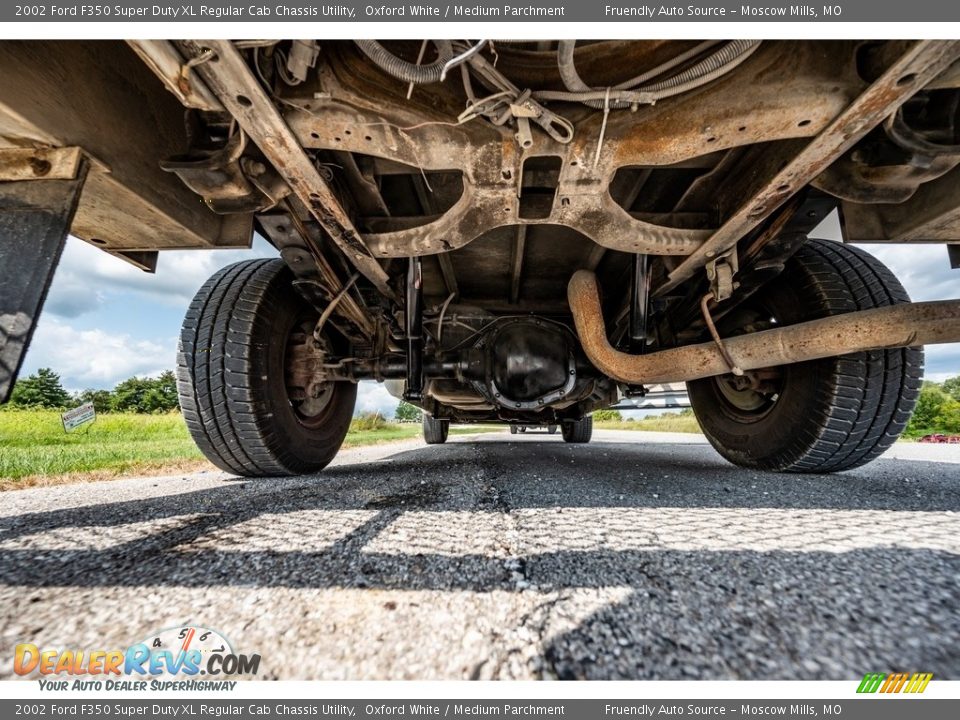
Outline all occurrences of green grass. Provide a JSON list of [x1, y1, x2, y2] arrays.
[[598, 412, 927, 440], [0, 410, 499, 485], [343, 423, 499, 446], [0, 410, 205, 483], [594, 412, 702, 434]]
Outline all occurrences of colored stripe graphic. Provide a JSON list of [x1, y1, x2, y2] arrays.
[[906, 673, 934, 694], [857, 673, 886, 693], [857, 672, 932, 694], [879, 673, 897, 693]]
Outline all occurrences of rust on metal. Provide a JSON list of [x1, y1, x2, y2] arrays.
[[127, 40, 223, 112], [361, 182, 710, 257], [656, 39, 960, 296], [569, 270, 960, 385], [257, 213, 374, 338], [0, 147, 82, 182], [699, 292, 742, 376], [284, 41, 857, 258], [179, 39, 394, 299]]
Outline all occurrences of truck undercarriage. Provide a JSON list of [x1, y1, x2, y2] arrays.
[[2, 39, 960, 475]]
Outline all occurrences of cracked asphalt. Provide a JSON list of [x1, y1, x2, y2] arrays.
[[1, 429, 959, 680]]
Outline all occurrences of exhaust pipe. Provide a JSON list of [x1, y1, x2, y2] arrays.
[[568, 270, 960, 385]]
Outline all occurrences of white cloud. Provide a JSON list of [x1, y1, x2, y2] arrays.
[[43, 234, 277, 318], [23, 316, 173, 390], [42, 279, 106, 319], [355, 381, 401, 418], [923, 344, 960, 382]]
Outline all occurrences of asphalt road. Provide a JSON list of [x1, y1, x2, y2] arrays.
[[1, 429, 959, 681]]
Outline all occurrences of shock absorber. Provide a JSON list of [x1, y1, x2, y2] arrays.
[[404, 256, 424, 401], [629, 253, 649, 353]]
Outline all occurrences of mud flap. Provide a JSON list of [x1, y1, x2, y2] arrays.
[[0, 157, 88, 402]]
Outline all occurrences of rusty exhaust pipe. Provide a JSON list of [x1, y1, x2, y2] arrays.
[[568, 270, 960, 385]]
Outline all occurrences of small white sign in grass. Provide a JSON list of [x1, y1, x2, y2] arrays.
[[61, 402, 96, 433]]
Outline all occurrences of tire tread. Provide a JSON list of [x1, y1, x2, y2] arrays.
[[177, 259, 354, 477], [690, 238, 923, 473]]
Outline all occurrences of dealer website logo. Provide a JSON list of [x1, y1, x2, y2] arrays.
[[856, 672, 933, 694], [14, 625, 260, 689]]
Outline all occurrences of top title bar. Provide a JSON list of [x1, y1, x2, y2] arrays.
[[4, 1, 960, 23]]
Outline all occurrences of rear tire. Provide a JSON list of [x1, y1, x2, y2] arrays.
[[177, 259, 357, 477], [562, 416, 593, 443], [423, 415, 449, 444], [510, 425, 518, 435], [687, 239, 923, 473], [547, 424, 558, 434]]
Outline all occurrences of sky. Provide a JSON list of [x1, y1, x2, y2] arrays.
[[17, 212, 960, 418]]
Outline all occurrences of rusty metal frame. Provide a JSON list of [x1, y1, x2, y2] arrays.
[[656, 40, 960, 296], [362, 182, 710, 257], [129, 40, 960, 303], [178, 40, 394, 299], [281, 41, 858, 259]]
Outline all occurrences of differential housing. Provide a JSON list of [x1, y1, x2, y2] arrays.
[[475, 318, 578, 410]]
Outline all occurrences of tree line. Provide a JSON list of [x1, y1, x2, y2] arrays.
[[7, 367, 960, 433], [8, 368, 179, 413], [908, 376, 960, 436], [8, 370, 427, 420]]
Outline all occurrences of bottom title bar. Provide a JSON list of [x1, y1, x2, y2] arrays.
[[4, 700, 960, 720]]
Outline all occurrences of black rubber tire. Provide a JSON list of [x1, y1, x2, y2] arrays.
[[510, 425, 518, 435], [687, 239, 923, 473], [177, 259, 357, 477], [423, 415, 449, 444], [547, 424, 558, 434], [562, 416, 593, 443]]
